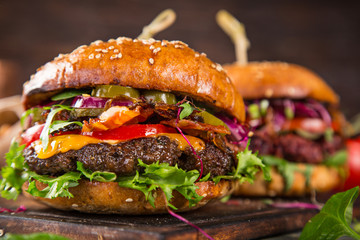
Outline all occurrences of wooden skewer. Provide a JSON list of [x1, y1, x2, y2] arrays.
[[138, 9, 176, 39], [216, 10, 250, 65]]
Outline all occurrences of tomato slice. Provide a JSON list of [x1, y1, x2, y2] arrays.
[[281, 118, 328, 133], [82, 124, 177, 140], [21, 124, 45, 147], [343, 138, 360, 190]]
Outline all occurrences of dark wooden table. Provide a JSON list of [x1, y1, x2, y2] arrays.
[[0, 194, 319, 240]]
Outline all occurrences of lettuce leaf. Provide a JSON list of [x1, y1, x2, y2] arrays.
[[117, 159, 202, 209], [300, 186, 360, 240], [26, 171, 81, 199], [0, 141, 27, 200], [77, 161, 116, 182], [213, 141, 271, 184]]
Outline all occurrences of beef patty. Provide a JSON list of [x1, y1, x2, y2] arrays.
[[24, 136, 235, 178], [250, 131, 344, 164]]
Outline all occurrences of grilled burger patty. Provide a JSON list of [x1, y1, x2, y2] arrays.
[[24, 136, 236, 178], [250, 131, 343, 164]]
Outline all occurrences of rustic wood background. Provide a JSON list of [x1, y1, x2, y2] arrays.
[[0, 0, 359, 118]]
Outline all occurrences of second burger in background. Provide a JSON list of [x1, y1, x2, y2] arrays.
[[217, 10, 347, 197], [225, 62, 347, 196]]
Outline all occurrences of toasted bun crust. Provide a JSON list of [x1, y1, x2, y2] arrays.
[[223, 62, 339, 105], [233, 164, 343, 197], [23, 37, 245, 121], [22, 179, 235, 214]]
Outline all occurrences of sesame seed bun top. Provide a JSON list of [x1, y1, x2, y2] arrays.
[[23, 37, 245, 121], [224, 61, 339, 105]]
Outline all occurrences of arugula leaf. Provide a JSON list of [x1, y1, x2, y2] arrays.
[[51, 89, 89, 101], [0, 141, 27, 200], [3, 232, 70, 240], [49, 120, 83, 133], [179, 102, 194, 120], [300, 186, 360, 240], [213, 141, 270, 184], [40, 105, 80, 150], [26, 171, 81, 199], [77, 162, 116, 182], [117, 159, 202, 210]]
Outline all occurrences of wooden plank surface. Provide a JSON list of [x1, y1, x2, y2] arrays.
[[0, 194, 319, 240]]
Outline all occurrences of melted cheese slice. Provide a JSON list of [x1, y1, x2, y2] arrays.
[[34, 133, 205, 159]]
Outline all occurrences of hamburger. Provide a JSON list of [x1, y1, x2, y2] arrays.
[[0, 37, 267, 214], [224, 62, 347, 196]]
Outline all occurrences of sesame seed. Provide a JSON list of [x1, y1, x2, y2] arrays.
[[149, 58, 154, 65], [226, 77, 231, 83], [101, 49, 108, 53], [117, 53, 123, 58], [215, 63, 223, 72], [108, 46, 115, 50], [149, 45, 155, 50], [92, 40, 103, 45], [108, 39, 116, 43], [113, 49, 119, 53], [116, 39, 123, 45], [174, 44, 184, 49], [72, 204, 79, 208], [95, 49, 102, 52], [88, 53, 94, 59], [110, 55, 117, 60], [153, 47, 161, 54], [211, 63, 216, 68], [144, 38, 155, 44], [161, 41, 168, 47], [201, 53, 207, 57], [95, 54, 101, 59], [78, 49, 85, 53], [125, 198, 133, 203], [133, 39, 139, 42], [195, 53, 200, 57]]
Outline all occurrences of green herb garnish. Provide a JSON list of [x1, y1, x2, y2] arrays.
[[300, 186, 360, 240]]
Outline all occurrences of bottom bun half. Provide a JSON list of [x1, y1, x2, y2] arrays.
[[22, 179, 235, 214], [233, 164, 343, 197]]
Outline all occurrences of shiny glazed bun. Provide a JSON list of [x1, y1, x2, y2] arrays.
[[23, 37, 245, 121], [223, 61, 339, 105]]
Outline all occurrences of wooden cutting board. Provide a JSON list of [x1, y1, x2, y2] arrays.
[[0, 194, 319, 240]]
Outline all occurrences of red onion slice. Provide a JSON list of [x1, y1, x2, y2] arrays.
[[71, 96, 133, 108]]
